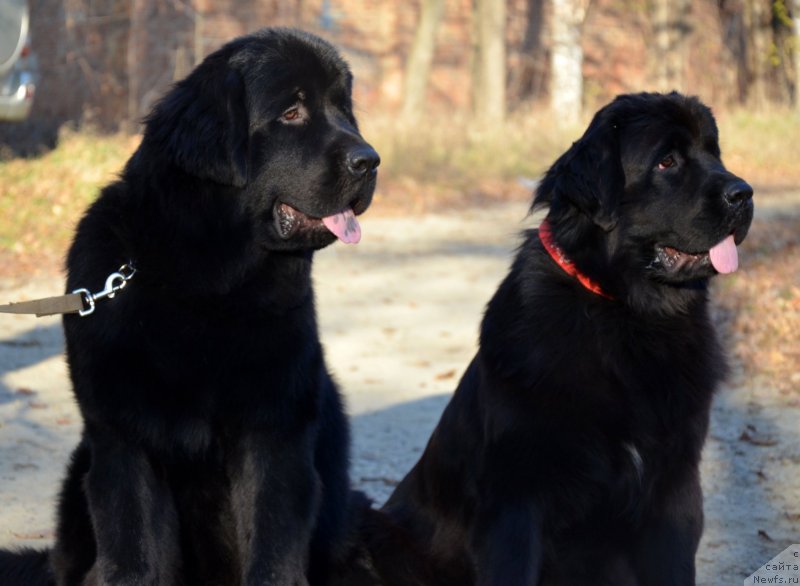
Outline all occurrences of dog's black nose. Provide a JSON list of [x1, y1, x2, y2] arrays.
[[723, 180, 753, 206], [346, 146, 380, 177]]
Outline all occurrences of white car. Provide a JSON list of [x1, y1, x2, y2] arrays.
[[0, 0, 36, 121]]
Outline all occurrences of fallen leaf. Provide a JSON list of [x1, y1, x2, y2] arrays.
[[13, 463, 38, 471], [739, 429, 779, 447], [12, 529, 54, 540]]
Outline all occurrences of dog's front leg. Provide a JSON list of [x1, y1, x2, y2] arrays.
[[471, 501, 544, 586], [83, 429, 180, 586], [232, 431, 321, 586], [633, 470, 703, 586]]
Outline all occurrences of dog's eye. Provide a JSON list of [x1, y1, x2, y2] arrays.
[[658, 155, 676, 170], [280, 105, 306, 125], [282, 108, 300, 121]]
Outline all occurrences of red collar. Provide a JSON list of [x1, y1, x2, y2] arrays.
[[538, 220, 614, 300]]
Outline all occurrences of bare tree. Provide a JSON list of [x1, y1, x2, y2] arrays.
[[718, 0, 749, 105], [471, 0, 507, 124], [744, 0, 770, 108], [653, 0, 691, 92], [550, 0, 589, 126], [402, 0, 446, 121], [720, 0, 796, 108], [509, 0, 547, 105], [792, 0, 800, 109]]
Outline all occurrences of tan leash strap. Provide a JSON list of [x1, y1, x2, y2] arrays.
[[0, 293, 86, 317], [0, 263, 136, 318]]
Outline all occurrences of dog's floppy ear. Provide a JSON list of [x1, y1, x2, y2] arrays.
[[534, 106, 623, 231], [143, 53, 249, 187]]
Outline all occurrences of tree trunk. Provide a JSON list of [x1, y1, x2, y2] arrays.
[[550, 0, 588, 126], [718, 0, 749, 105], [654, 0, 691, 92], [401, 0, 445, 121], [471, 0, 507, 124], [509, 0, 547, 104], [745, 0, 769, 108], [793, 0, 800, 109]]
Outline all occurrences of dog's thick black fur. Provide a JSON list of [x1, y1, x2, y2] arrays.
[[351, 92, 753, 586], [0, 28, 378, 586]]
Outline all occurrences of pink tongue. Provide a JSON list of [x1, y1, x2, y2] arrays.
[[709, 234, 738, 274], [322, 208, 361, 244]]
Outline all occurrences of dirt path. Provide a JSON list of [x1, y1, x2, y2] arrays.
[[1, 197, 798, 584]]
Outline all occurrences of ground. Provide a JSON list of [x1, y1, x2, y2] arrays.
[[0, 197, 798, 585]]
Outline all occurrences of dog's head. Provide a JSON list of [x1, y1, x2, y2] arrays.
[[140, 28, 379, 252], [535, 92, 753, 305]]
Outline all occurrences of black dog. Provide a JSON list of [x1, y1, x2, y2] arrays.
[[0, 28, 378, 586], [353, 92, 753, 585]]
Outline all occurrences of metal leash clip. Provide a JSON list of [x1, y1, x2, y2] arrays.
[[73, 263, 136, 317]]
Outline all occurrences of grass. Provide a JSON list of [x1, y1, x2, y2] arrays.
[[2, 109, 798, 256], [362, 106, 800, 184], [361, 106, 800, 211], [0, 129, 139, 269], [361, 109, 576, 185], [0, 109, 798, 393], [358, 108, 580, 213], [716, 108, 800, 187]]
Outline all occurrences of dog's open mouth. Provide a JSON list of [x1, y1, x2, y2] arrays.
[[656, 234, 739, 274], [275, 203, 361, 244]]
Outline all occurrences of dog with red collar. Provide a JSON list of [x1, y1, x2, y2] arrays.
[[345, 92, 753, 586]]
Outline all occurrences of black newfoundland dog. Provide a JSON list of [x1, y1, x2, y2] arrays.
[[349, 92, 753, 586], [0, 28, 378, 586]]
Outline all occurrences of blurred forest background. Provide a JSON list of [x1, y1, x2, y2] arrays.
[[2, 0, 799, 242], [2, 0, 800, 205], [1, 0, 799, 152], [0, 0, 798, 392], [2, 0, 800, 207]]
